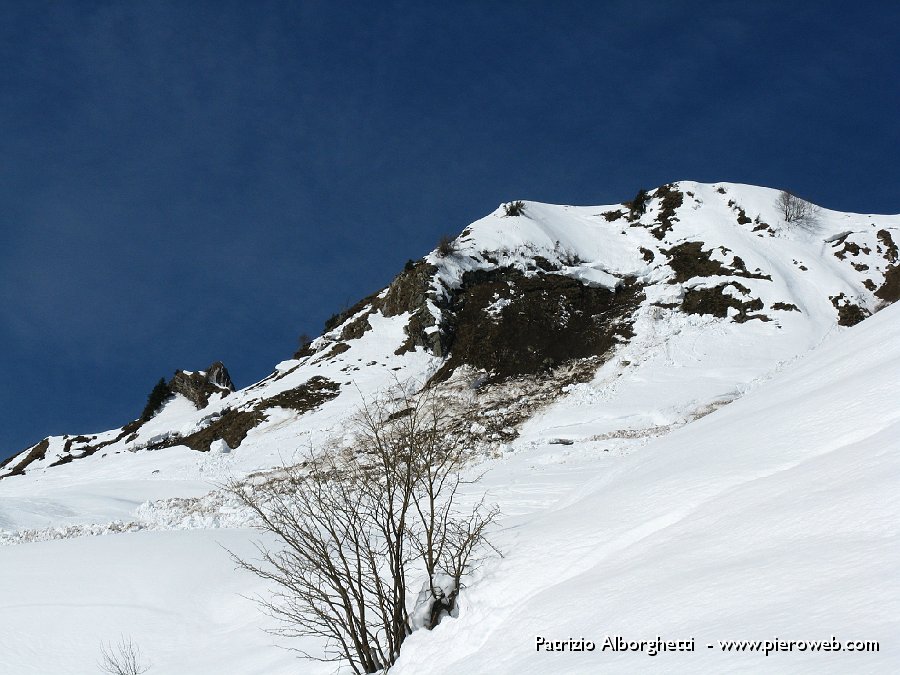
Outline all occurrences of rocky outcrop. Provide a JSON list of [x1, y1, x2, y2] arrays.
[[432, 268, 643, 381], [317, 260, 447, 357], [168, 362, 235, 409], [0, 438, 49, 476], [381, 262, 448, 355]]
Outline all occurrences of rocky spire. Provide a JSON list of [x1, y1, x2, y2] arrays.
[[168, 361, 235, 409]]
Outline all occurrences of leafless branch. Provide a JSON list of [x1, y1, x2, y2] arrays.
[[227, 383, 499, 672], [98, 636, 151, 675], [777, 190, 820, 230]]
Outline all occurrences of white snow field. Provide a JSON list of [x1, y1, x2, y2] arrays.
[[0, 182, 898, 673]]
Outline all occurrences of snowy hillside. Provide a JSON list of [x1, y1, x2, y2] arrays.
[[0, 182, 898, 673], [390, 293, 900, 675]]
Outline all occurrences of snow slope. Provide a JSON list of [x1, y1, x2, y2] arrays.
[[1, 270, 896, 675], [389, 297, 900, 675], [0, 182, 898, 673]]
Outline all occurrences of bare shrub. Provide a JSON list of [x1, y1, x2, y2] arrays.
[[98, 636, 151, 675], [777, 190, 820, 229], [228, 385, 499, 673], [503, 200, 525, 217], [436, 234, 458, 257]]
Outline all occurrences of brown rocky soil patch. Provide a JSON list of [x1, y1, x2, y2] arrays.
[[258, 377, 340, 413], [877, 229, 898, 262], [664, 242, 770, 284], [650, 184, 684, 239], [830, 294, 870, 326], [177, 409, 266, 452], [771, 302, 800, 312], [682, 283, 768, 322], [1, 438, 50, 476]]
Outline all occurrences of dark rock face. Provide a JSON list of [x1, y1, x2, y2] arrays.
[[380, 261, 437, 317], [665, 242, 734, 283], [205, 362, 234, 390], [877, 229, 898, 263], [318, 255, 644, 382], [382, 261, 449, 355], [432, 268, 643, 381], [169, 362, 235, 409]]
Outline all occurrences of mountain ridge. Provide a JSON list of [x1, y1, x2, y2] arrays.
[[2, 180, 898, 480]]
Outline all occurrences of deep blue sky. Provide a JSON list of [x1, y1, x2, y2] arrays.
[[1, 1, 898, 460]]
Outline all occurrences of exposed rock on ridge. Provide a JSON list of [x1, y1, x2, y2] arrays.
[[168, 362, 235, 409]]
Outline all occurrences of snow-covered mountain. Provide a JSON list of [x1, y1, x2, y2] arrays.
[[1, 181, 897, 674], [3, 181, 896, 481]]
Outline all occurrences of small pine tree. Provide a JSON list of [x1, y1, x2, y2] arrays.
[[503, 200, 525, 217], [628, 188, 650, 217], [140, 378, 172, 422]]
